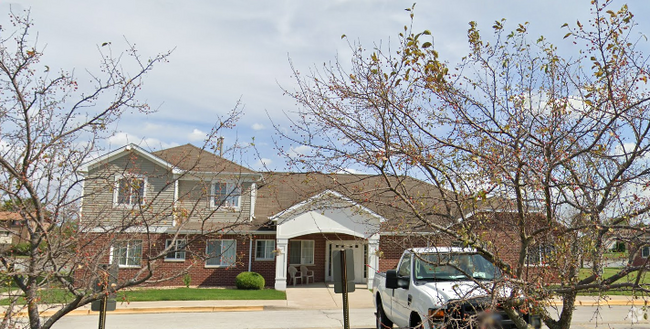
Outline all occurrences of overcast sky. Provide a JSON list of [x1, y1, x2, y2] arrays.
[[1, 0, 648, 171]]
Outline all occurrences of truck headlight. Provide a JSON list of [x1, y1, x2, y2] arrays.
[[428, 308, 445, 321]]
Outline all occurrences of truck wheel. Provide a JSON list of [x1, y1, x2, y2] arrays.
[[410, 314, 424, 329], [376, 303, 393, 329]]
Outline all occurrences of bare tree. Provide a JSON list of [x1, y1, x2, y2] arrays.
[[278, 1, 650, 328], [0, 11, 247, 329]]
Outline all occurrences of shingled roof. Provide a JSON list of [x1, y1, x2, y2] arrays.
[[251, 172, 460, 231], [153, 144, 255, 174]]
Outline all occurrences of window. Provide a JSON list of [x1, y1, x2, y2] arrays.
[[211, 182, 241, 209], [113, 241, 142, 268], [397, 253, 412, 277], [642, 246, 650, 258], [526, 244, 553, 266], [289, 240, 314, 265], [206, 239, 236, 267], [165, 239, 186, 261], [255, 240, 275, 260], [114, 176, 146, 206]]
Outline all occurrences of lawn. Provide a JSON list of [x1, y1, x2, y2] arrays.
[[117, 288, 286, 302], [578, 267, 650, 284], [0, 288, 286, 305], [574, 267, 650, 295]]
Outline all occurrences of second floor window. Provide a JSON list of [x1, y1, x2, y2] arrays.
[[211, 182, 241, 209], [114, 176, 146, 207]]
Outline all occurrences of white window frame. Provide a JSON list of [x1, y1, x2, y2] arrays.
[[642, 246, 650, 258], [165, 239, 186, 262], [255, 240, 275, 261], [289, 240, 314, 265], [205, 239, 237, 268], [210, 181, 242, 210], [111, 240, 142, 268], [526, 244, 553, 267], [113, 174, 147, 207]]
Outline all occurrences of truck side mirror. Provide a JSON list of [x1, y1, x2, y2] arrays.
[[386, 269, 409, 289]]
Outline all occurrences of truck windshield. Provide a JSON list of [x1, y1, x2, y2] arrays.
[[413, 253, 502, 281]]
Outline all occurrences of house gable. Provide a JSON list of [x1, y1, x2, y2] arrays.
[[79, 143, 180, 174], [271, 190, 383, 240]]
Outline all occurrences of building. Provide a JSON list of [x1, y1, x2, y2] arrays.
[[0, 212, 30, 248], [80, 143, 543, 290]]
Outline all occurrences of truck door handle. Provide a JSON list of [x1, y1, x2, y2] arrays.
[[408, 294, 412, 306]]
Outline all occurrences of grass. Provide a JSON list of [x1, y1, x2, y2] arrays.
[[578, 267, 650, 284], [573, 267, 650, 295], [0, 289, 73, 305], [0, 287, 286, 305], [117, 287, 286, 302], [603, 251, 628, 260]]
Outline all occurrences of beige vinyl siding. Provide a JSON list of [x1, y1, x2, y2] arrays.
[[81, 153, 175, 226], [176, 180, 252, 224]]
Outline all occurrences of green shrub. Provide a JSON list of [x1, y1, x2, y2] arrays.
[[235, 272, 265, 290], [183, 273, 191, 288], [10, 242, 31, 256]]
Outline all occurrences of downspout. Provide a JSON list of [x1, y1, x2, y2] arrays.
[[173, 179, 179, 226], [249, 182, 257, 222], [248, 235, 253, 272]]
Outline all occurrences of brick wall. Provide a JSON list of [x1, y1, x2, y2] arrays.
[[79, 233, 278, 288]]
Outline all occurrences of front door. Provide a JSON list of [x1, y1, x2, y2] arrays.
[[326, 241, 367, 283]]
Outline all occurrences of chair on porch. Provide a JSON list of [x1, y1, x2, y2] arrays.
[[288, 265, 303, 286], [300, 265, 314, 284]]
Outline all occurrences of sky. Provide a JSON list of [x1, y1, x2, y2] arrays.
[[1, 0, 648, 172]]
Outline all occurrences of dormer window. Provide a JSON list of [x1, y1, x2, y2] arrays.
[[211, 181, 241, 209], [114, 175, 146, 207]]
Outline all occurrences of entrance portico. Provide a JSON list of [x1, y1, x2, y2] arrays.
[[270, 190, 382, 291]]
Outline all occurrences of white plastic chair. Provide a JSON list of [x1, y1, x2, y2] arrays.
[[300, 265, 314, 284], [288, 265, 303, 286]]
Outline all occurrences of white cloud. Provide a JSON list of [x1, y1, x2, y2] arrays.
[[288, 145, 312, 158], [253, 158, 273, 170], [107, 132, 178, 150], [335, 167, 368, 175], [188, 129, 207, 142], [251, 123, 265, 131]]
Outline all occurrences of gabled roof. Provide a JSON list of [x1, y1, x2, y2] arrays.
[[153, 144, 257, 175], [79, 144, 181, 174], [80, 143, 259, 178], [252, 172, 458, 230], [269, 189, 385, 223], [0, 212, 22, 222]]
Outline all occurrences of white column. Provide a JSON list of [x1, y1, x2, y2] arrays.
[[367, 235, 380, 286], [274, 238, 289, 291]]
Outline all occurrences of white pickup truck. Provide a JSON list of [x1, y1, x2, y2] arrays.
[[372, 247, 541, 329]]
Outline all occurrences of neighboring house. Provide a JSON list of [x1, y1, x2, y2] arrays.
[[79, 143, 547, 290], [0, 212, 30, 248]]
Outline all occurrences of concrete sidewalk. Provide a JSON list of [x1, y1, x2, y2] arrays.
[[10, 284, 650, 317], [14, 283, 372, 317]]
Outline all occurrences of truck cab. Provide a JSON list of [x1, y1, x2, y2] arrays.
[[373, 247, 541, 329]]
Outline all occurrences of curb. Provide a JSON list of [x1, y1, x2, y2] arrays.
[[573, 300, 649, 307], [5, 300, 648, 317], [10, 305, 265, 318]]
